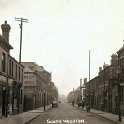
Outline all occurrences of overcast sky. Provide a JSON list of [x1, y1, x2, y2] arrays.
[[1, 0, 124, 95]]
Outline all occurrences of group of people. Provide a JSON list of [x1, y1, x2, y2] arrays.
[[72, 100, 90, 112]]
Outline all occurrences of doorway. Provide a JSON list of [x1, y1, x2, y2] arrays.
[[2, 88, 6, 116]]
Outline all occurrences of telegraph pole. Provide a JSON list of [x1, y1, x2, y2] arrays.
[[15, 17, 28, 113], [89, 50, 91, 81], [89, 50, 91, 111], [15, 17, 29, 62], [103, 62, 105, 111]]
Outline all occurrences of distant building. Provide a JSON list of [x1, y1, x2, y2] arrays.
[[0, 21, 24, 117], [21, 62, 58, 111], [67, 91, 74, 103]]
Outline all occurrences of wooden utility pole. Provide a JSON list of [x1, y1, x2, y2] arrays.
[[15, 17, 28, 113], [15, 17, 29, 62], [89, 50, 91, 111]]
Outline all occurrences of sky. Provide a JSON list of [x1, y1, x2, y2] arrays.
[[0, 0, 124, 95]]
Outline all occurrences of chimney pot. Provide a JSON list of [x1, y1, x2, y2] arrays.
[[1, 20, 11, 42], [99, 67, 102, 72]]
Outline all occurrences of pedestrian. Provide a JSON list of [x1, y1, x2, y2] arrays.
[[82, 101, 84, 110], [86, 103, 90, 112], [72, 100, 74, 107]]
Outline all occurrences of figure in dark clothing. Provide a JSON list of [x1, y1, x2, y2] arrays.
[[72, 101, 74, 107], [82, 101, 84, 110], [86, 103, 90, 112]]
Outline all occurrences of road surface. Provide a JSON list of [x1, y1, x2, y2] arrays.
[[27, 103, 116, 124]]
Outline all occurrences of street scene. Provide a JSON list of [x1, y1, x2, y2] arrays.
[[1, 0, 124, 124], [27, 103, 115, 124]]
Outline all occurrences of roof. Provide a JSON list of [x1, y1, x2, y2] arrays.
[[21, 62, 45, 72], [117, 45, 124, 55]]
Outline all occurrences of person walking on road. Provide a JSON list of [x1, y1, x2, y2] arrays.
[[86, 103, 90, 112], [82, 101, 84, 110], [72, 100, 74, 107]]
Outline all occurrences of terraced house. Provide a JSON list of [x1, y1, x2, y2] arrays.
[[84, 44, 124, 116]]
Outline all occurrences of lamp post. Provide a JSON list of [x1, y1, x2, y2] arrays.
[[73, 88, 75, 106], [80, 78, 83, 102]]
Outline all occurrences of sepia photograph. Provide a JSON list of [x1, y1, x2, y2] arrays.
[[0, 0, 124, 124]]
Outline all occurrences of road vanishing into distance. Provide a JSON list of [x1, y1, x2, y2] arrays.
[[27, 102, 116, 124]]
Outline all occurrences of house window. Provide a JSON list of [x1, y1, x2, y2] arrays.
[[19, 66, 20, 81], [15, 64, 17, 79], [9, 59, 11, 75], [2, 52, 6, 72], [12, 61, 13, 76]]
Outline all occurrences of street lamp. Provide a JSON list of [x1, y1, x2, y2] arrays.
[[80, 78, 82, 101], [72, 88, 75, 106]]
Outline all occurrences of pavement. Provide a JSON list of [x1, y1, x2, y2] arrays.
[[1, 103, 124, 124], [75, 104, 124, 124], [90, 109, 124, 124], [0, 104, 52, 124]]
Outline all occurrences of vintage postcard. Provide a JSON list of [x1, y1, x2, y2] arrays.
[[0, 0, 124, 124]]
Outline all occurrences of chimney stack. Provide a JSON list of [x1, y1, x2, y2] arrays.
[[111, 54, 118, 66], [1, 21, 11, 43], [99, 67, 102, 72], [103, 63, 109, 69], [84, 78, 87, 84]]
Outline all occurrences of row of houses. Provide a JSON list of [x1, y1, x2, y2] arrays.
[[0, 21, 58, 118], [67, 87, 82, 105], [83, 45, 124, 115], [67, 43, 124, 115]]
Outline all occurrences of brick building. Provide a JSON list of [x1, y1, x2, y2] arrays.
[[83, 44, 124, 115], [0, 21, 24, 117], [117, 45, 124, 115]]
